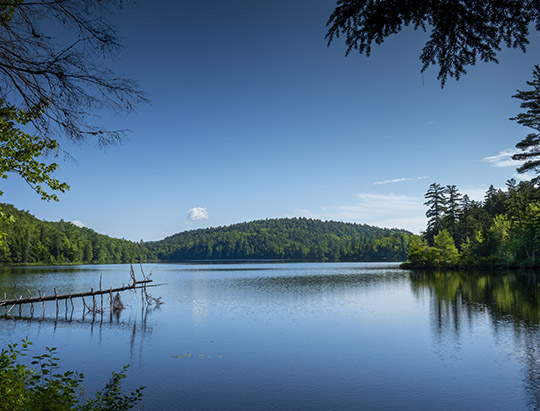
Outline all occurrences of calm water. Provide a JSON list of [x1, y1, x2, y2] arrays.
[[0, 262, 539, 410]]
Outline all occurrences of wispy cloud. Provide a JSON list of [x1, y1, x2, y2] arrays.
[[187, 207, 209, 221], [483, 149, 523, 168], [374, 176, 429, 185], [296, 193, 426, 233], [70, 220, 86, 228]]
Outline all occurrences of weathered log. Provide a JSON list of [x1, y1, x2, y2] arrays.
[[0, 281, 156, 307]]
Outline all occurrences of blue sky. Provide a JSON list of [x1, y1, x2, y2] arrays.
[[3, 0, 540, 241]]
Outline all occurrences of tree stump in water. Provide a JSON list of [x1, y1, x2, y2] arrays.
[[112, 293, 124, 311]]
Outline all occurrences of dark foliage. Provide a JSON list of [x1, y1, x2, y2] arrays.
[[512, 65, 540, 184], [326, 0, 540, 86]]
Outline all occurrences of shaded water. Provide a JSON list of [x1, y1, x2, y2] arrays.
[[0, 262, 539, 410]]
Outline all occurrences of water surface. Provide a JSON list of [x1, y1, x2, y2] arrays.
[[0, 263, 538, 410]]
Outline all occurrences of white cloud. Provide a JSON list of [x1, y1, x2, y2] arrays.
[[187, 207, 209, 221], [374, 176, 429, 185], [70, 220, 86, 228], [296, 193, 427, 234], [483, 149, 523, 168]]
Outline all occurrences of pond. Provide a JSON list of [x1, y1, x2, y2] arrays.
[[0, 262, 539, 410]]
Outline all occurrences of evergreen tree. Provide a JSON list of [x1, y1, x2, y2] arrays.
[[406, 181, 540, 268], [511, 66, 540, 184], [326, 3, 540, 183], [484, 184, 507, 216], [443, 185, 462, 241], [326, 1, 540, 87], [424, 183, 447, 245]]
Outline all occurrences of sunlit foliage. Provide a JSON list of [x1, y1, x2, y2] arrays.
[[0, 204, 152, 264], [404, 180, 540, 268]]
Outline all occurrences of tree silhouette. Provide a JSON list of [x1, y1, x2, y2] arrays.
[[326, 0, 540, 87], [512, 66, 540, 184]]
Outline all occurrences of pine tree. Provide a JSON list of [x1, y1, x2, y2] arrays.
[[443, 185, 462, 241], [424, 183, 447, 246], [484, 184, 507, 217], [511, 66, 540, 184], [326, 1, 540, 87]]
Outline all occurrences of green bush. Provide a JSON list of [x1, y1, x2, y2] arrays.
[[0, 338, 144, 410]]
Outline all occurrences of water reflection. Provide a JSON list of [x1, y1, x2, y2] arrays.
[[190, 272, 210, 324], [410, 270, 540, 327], [224, 270, 408, 294], [2, 263, 539, 410], [410, 270, 540, 410], [0, 265, 98, 275]]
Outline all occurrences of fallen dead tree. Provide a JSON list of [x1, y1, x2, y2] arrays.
[[0, 281, 154, 307], [0, 264, 163, 318]]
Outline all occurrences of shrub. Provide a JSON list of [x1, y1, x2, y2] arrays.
[[0, 338, 144, 410]]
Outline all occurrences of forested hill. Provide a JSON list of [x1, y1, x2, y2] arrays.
[[0, 204, 153, 265], [145, 218, 414, 262], [0, 205, 415, 264]]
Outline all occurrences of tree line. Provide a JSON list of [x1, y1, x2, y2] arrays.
[[404, 180, 540, 268], [145, 218, 413, 262], [0, 204, 152, 265], [0, 205, 414, 264]]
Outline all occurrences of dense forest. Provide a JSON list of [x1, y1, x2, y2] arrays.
[[403, 180, 540, 268], [0, 205, 414, 264], [0, 204, 152, 264], [145, 218, 413, 262]]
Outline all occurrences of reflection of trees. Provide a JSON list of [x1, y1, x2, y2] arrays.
[[410, 270, 540, 410], [411, 270, 540, 327]]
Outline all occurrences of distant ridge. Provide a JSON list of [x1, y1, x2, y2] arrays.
[[145, 217, 414, 262]]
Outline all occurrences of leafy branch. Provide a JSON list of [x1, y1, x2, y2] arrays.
[[0, 338, 144, 411]]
